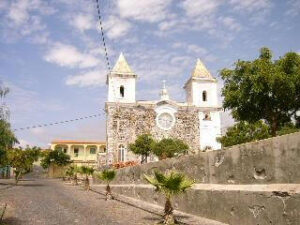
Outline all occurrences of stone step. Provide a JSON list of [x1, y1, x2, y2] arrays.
[[92, 183, 300, 225]]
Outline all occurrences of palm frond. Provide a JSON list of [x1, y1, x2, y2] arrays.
[[97, 169, 116, 182]]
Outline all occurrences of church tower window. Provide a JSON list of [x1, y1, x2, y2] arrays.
[[118, 144, 126, 162], [120, 86, 125, 97], [202, 91, 207, 102]]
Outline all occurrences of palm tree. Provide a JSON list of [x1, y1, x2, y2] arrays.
[[96, 169, 116, 200], [79, 166, 94, 191], [65, 165, 79, 185], [144, 170, 194, 224]]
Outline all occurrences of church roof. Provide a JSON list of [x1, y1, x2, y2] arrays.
[[191, 59, 215, 80], [111, 52, 135, 75]]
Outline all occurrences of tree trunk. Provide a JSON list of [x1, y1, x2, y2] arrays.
[[74, 174, 78, 186], [163, 197, 175, 224], [271, 119, 278, 137], [85, 175, 90, 191], [106, 184, 113, 200], [15, 171, 21, 185]]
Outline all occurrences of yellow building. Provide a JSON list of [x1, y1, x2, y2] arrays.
[[50, 140, 106, 167]]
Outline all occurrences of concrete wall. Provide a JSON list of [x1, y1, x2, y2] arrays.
[[99, 132, 300, 185]]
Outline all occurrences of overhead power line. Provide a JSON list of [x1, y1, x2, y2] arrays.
[[95, 0, 111, 72], [13, 113, 104, 132]]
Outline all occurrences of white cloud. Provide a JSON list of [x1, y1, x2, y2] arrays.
[[219, 17, 241, 31], [66, 70, 106, 87], [117, 0, 172, 22], [181, 0, 220, 17], [286, 0, 300, 16], [70, 14, 94, 32], [229, 0, 270, 12], [44, 43, 100, 68], [104, 16, 132, 39]]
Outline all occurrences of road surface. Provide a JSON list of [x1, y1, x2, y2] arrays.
[[0, 178, 162, 225]]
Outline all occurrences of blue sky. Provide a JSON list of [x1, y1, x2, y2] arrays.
[[0, 0, 299, 148]]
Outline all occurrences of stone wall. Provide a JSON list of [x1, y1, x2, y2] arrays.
[[98, 131, 300, 185], [106, 102, 201, 162], [93, 132, 300, 225]]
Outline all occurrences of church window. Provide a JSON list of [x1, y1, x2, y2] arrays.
[[202, 91, 207, 102], [203, 113, 211, 120], [120, 86, 125, 97], [118, 145, 126, 162]]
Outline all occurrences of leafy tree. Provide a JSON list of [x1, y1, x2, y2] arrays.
[[78, 166, 94, 191], [151, 138, 189, 160], [221, 48, 300, 136], [129, 134, 155, 164], [65, 164, 79, 185], [40, 149, 71, 169], [145, 171, 194, 224], [276, 122, 299, 136], [0, 120, 19, 167], [96, 169, 116, 200], [217, 121, 271, 147], [7, 147, 40, 185]]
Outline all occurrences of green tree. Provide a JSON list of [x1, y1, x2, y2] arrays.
[[78, 166, 94, 191], [145, 171, 194, 224], [7, 147, 40, 185], [276, 122, 299, 136], [40, 149, 71, 169], [65, 164, 79, 185], [217, 121, 271, 147], [221, 48, 300, 136], [96, 169, 116, 200], [129, 134, 155, 164], [151, 138, 189, 160], [0, 120, 19, 167]]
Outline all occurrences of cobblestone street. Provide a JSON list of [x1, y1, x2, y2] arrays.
[[0, 178, 161, 225]]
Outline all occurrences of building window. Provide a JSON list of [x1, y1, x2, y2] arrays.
[[118, 145, 126, 162], [202, 91, 207, 102], [63, 148, 67, 154], [90, 148, 96, 154], [203, 112, 211, 120], [74, 148, 79, 157], [120, 85, 124, 97]]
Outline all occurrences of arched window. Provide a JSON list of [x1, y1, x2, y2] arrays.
[[202, 91, 207, 102], [118, 145, 126, 162], [120, 86, 124, 97]]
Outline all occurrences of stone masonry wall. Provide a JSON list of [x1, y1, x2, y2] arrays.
[[100, 131, 300, 184], [105, 102, 201, 162]]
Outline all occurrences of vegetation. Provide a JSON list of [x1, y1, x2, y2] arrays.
[[145, 171, 194, 224], [78, 166, 94, 191], [7, 147, 40, 185], [40, 149, 71, 169], [96, 169, 116, 200], [129, 134, 155, 164], [151, 138, 189, 160], [218, 121, 299, 147], [221, 47, 300, 136], [218, 121, 271, 147], [65, 164, 79, 185], [0, 120, 19, 167]]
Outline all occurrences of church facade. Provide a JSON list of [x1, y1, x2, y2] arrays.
[[105, 53, 221, 164]]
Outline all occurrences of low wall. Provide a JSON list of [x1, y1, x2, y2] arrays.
[[96, 132, 300, 185], [92, 183, 300, 225]]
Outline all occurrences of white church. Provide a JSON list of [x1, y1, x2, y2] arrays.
[[105, 53, 221, 163]]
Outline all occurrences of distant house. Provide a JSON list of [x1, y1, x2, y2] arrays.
[[50, 140, 106, 167]]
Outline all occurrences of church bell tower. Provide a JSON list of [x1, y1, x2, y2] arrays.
[[184, 59, 218, 107], [107, 53, 137, 103]]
